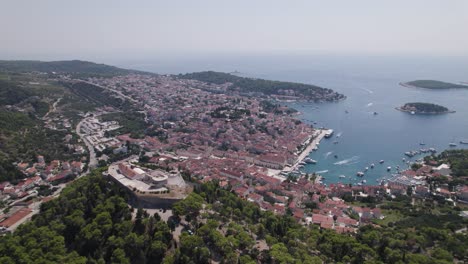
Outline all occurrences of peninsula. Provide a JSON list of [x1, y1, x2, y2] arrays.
[[400, 80, 468, 89], [396, 102, 454, 114], [178, 71, 346, 102]]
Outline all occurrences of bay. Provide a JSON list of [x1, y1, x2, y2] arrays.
[[117, 53, 468, 185]]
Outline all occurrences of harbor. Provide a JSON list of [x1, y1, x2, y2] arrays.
[[281, 129, 331, 175]]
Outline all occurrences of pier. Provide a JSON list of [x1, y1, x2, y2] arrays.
[[283, 129, 331, 173]]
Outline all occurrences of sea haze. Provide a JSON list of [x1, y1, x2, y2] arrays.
[[117, 53, 468, 185]]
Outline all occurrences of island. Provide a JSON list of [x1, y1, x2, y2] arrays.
[[396, 102, 455, 114], [400, 80, 468, 89]]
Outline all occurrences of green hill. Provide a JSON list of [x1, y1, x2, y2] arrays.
[[0, 60, 144, 78], [405, 80, 468, 89], [178, 71, 346, 101]]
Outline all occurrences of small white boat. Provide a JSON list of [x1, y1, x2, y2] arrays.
[[364, 167, 369, 171], [449, 143, 457, 147], [356, 171, 365, 177], [339, 175, 346, 178], [387, 166, 391, 171], [370, 163, 375, 168], [379, 160, 385, 164], [305, 158, 317, 164]]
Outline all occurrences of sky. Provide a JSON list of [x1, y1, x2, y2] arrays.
[[1, 0, 468, 61]]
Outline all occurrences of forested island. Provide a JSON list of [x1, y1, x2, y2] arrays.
[[178, 71, 346, 102], [401, 80, 468, 89], [396, 102, 454, 115]]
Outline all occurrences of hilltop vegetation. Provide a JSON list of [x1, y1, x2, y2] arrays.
[[178, 71, 345, 101], [1, 172, 466, 263], [0, 169, 172, 263], [0, 60, 141, 78], [426, 149, 468, 177], [405, 80, 468, 89], [397, 102, 452, 114]]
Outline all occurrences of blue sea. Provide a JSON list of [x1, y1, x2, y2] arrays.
[[115, 53, 468, 185]]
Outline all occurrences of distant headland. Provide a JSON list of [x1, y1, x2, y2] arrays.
[[400, 80, 468, 89], [396, 102, 455, 115]]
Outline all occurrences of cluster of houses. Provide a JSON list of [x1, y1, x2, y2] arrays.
[[0, 156, 83, 203], [88, 74, 314, 172], [79, 114, 121, 152], [0, 155, 85, 230], [82, 73, 468, 232]]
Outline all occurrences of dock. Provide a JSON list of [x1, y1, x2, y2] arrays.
[[283, 129, 331, 173]]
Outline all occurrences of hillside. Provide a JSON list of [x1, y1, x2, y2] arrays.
[[0, 60, 143, 78], [403, 80, 468, 89], [0, 171, 466, 263], [426, 149, 468, 177], [178, 71, 346, 102], [0, 70, 138, 182]]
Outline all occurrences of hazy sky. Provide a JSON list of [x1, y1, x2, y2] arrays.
[[2, 0, 468, 60]]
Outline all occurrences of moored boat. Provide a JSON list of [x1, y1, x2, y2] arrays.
[[324, 129, 334, 138]]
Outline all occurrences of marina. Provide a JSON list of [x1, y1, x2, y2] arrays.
[[284, 66, 468, 185], [139, 54, 468, 186]]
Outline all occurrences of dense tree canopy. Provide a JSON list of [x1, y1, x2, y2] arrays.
[[1, 171, 466, 263]]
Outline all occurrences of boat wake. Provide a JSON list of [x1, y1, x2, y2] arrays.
[[365, 102, 374, 107], [334, 156, 360, 165], [324, 151, 333, 158], [315, 170, 329, 174], [361, 88, 374, 94]]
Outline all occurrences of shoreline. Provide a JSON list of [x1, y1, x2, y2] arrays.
[[399, 82, 415, 89], [282, 129, 330, 173]]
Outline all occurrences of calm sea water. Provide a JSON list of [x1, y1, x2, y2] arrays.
[[116, 53, 468, 185]]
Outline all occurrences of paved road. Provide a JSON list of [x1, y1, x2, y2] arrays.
[[74, 79, 139, 104], [76, 118, 97, 170]]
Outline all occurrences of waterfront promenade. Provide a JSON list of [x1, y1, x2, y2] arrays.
[[283, 129, 331, 173]]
